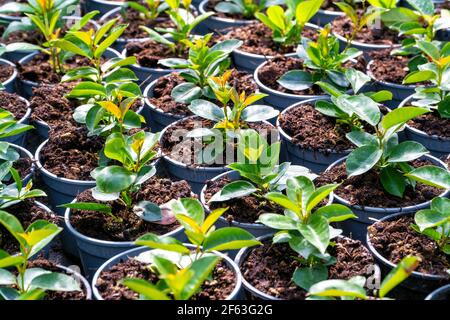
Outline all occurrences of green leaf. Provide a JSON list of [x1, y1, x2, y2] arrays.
[[105, 67, 138, 83], [346, 130, 378, 147], [180, 255, 221, 300], [414, 209, 450, 232], [308, 279, 367, 299], [315, 204, 357, 223], [96, 166, 136, 193], [403, 70, 435, 84], [0, 210, 25, 245], [314, 100, 347, 118], [134, 201, 162, 222], [277, 70, 313, 91], [345, 69, 370, 94], [240, 105, 279, 122], [59, 202, 112, 214], [293, 264, 328, 291], [296, 0, 323, 26], [431, 197, 450, 213], [171, 83, 202, 103], [380, 166, 406, 197], [387, 141, 429, 163], [257, 213, 298, 230], [265, 192, 300, 214], [405, 166, 450, 189], [171, 198, 204, 226], [381, 107, 429, 131], [209, 180, 257, 202], [336, 95, 381, 126], [135, 233, 190, 254], [68, 82, 107, 98], [30, 272, 81, 292], [94, 24, 127, 58], [53, 39, 91, 58], [203, 227, 261, 252], [122, 278, 170, 300], [405, 0, 434, 16], [306, 184, 338, 214], [346, 145, 382, 177], [297, 215, 330, 254], [188, 99, 225, 121], [0, 269, 16, 286], [379, 256, 420, 298]]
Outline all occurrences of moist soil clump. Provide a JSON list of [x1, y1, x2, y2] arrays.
[[368, 216, 450, 277], [69, 176, 193, 241], [316, 160, 442, 208], [96, 258, 235, 300], [148, 69, 258, 116], [368, 49, 411, 84], [0, 63, 14, 83], [241, 237, 374, 299], [408, 111, 450, 138], [0, 90, 28, 119]]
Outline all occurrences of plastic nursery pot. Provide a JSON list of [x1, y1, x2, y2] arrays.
[[82, 0, 125, 16], [0, 97, 31, 147], [398, 94, 450, 158], [56, 264, 93, 300], [10, 143, 35, 186], [425, 284, 450, 300], [367, 211, 450, 294], [0, 58, 17, 93], [231, 23, 321, 74], [64, 202, 185, 280], [277, 98, 352, 173], [310, 8, 344, 26], [91, 244, 243, 300], [198, 0, 255, 34], [327, 154, 450, 241]]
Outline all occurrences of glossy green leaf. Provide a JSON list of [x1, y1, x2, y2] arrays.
[[257, 213, 298, 230], [293, 264, 328, 291], [135, 233, 190, 254], [297, 214, 330, 254], [379, 256, 419, 298], [209, 180, 257, 202], [203, 227, 261, 251], [346, 145, 382, 177], [405, 165, 450, 189], [387, 141, 428, 163]]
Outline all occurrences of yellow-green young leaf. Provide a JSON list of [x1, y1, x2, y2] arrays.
[[314, 204, 357, 223], [175, 214, 202, 234], [93, 18, 117, 45], [381, 107, 429, 131], [265, 192, 301, 214], [203, 227, 261, 252], [121, 278, 170, 300], [257, 213, 298, 230], [0, 255, 25, 268], [405, 165, 450, 189], [171, 198, 204, 225], [305, 184, 338, 214], [296, 0, 324, 26], [17, 288, 45, 300], [94, 24, 128, 58], [308, 279, 368, 299], [403, 70, 435, 84], [180, 255, 221, 300], [53, 39, 91, 58], [201, 207, 228, 233], [135, 233, 190, 254], [97, 101, 122, 120], [18, 229, 59, 247], [267, 5, 286, 30], [379, 256, 420, 298], [0, 210, 25, 247]]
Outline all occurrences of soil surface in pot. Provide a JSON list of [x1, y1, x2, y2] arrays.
[[0, 200, 59, 254], [27, 258, 88, 300], [0, 90, 28, 119], [368, 216, 450, 277], [10, 157, 32, 182], [241, 237, 374, 299], [0, 25, 42, 45], [316, 160, 443, 208], [368, 49, 410, 84], [148, 69, 257, 116], [40, 122, 104, 180], [161, 117, 277, 167], [279, 104, 355, 152], [96, 258, 235, 300], [125, 40, 189, 68], [29, 82, 77, 128], [217, 22, 318, 56], [69, 176, 192, 241], [332, 14, 401, 45], [0, 63, 14, 83], [408, 111, 450, 138]]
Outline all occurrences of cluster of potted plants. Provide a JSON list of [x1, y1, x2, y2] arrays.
[[0, 0, 449, 301]]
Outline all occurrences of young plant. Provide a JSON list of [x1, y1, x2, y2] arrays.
[[345, 106, 450, 197], [277, 25, 362, 91], [121, 197, 261, 300], [412, 197, 450, 255], [257, 175, 357, 291], [124, 0, 166, 21], [158, 34, 242, 103], [214, 0, 282, 19], [140, 0, 214, 55], [0, 211, 81, 300], [308, 256, 420, 300], [402, 40, 450, 119], [254, 0, 323, 49]]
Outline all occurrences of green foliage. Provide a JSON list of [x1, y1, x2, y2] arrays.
[[308, 256, 420, 300], [122, 197, 261, 300], [124, 0, 166, 20], [214, 0, 282, 19]]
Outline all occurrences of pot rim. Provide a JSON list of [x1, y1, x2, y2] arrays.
[[276, 97, 354, 154], [91, 243, 243, 300], [198, 0, 254, 24], [425, 283, 450, 300], [9, 142, 34, 183], [8, 94, 31, 125], [332, 30, 401, 50], [327, 154, 450, 212], [57, 264, 93, 300], [366, 210, 450, 281], [399, 93, 450, 142], [0, 58, 17, 87]]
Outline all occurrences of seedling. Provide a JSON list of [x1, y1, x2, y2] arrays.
[[0, 211, 81, 300], [254, 0, 323, 49], [121, 197, 261, 299], [124, 0, 166, 21], [308, 256, 420, 300], [214, 0, 282, 19], [158, 34, 242, 103], [412, 197, 450, 255]]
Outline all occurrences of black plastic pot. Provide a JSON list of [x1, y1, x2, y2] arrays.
[[367, 211, 450, 294], [425, 284, 450, 300], [82, 0, 124, 16]]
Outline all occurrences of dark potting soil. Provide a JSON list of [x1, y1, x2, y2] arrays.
[[0, 63, 14, 83], [27, 258, 87, 300], [316, 160, 443, 208], [125, 40, 188, 69], [29, 82, 77, 127], [279, 104, 355, 152], [10, 157, 32, 181], [0, 26, 42, 45], [70, 176, 193, 241], [368, 216, 450, 277], [160, 117, 277, 167], [0, 90, 28, 119], [241, 237, 374, 300], [408, 111, 450, 138], [217, 22, 319, 56], [0, 200, 59, 254], [148, 69, 258, 116], [320, 0, 368, 11], [95, 258, 235, 300], [332, 14, 401, 45], [368, 49, 411, 84], [40, 122, 104, 180]]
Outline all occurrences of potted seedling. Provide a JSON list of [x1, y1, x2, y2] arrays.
[[216, 0, 323, 72], [92, 197, 261, 300], [278, 68, 393, 173], [367, 197, 450, 294], [0, 210, 91, 300], [82, 0, 128, 16], [62, 130, 196, 277], [123, 0, 213, 83], [160, 73, 279, 193], [308, 256, 419, 300], [255, 25, 363, 109], [234, 175, 377, 300], [398, 40, 450, 157], [201, 129, 318, 236], [143, 34, 252, 131], [311, 0, 358, 26], [317, 106, 450, 240]]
